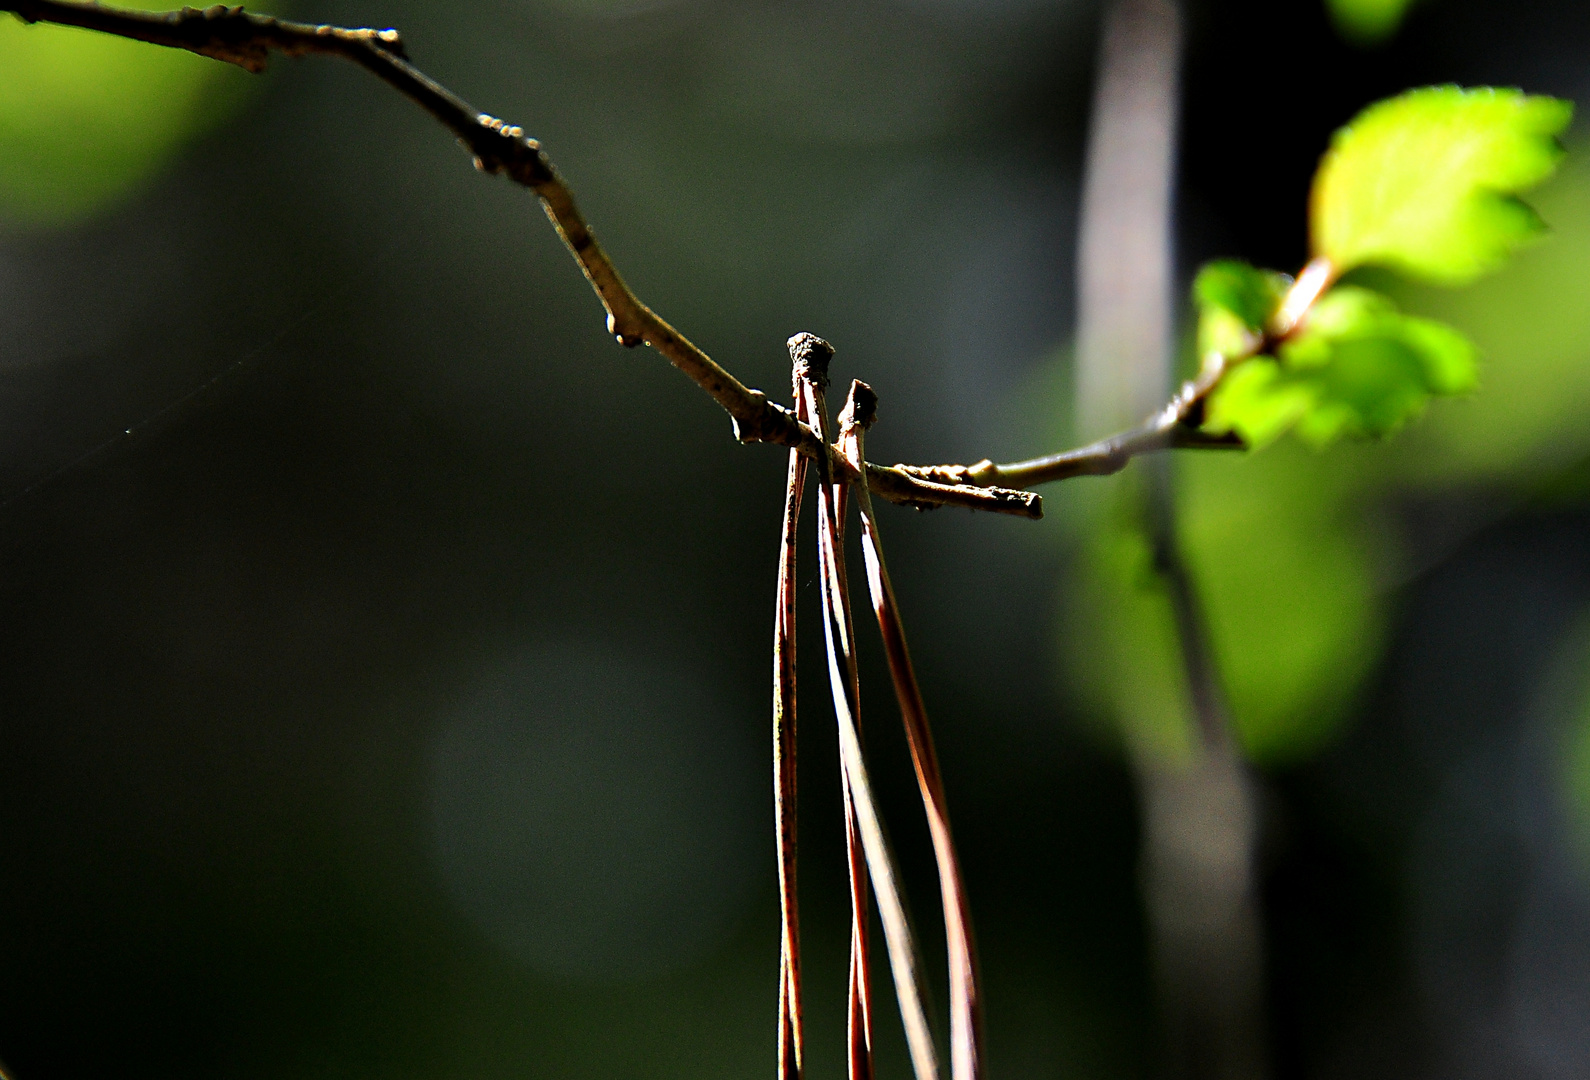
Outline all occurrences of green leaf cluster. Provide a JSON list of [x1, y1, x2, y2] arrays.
[[1062, 86, 1581, 771], [1193, 86, 1570, 451], [1205, 284, 1476, 447]]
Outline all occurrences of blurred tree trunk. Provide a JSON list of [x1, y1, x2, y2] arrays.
[[1074, 2, 1268, 1078]]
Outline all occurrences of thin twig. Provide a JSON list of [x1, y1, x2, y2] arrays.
[[902, 353, 1238, 489], [773, 394, 809, 1080], [901, 257, 1337, 491], [5, 5, 1354, 513], [1271, 256, 1335, 338], [777, 955, 795, 1080], [839, 381, 984, 1080], [3, 0, 1040, 519], [792, 335, 940, 1080], [920, 361, 1238, 489], [846, 932, 874, 1080], [11, 2, 1337, 511]]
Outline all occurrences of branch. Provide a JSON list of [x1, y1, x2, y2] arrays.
[[897, 258, 1337, 491], [12, 3, 1342, 513], [4, 0, 1041, 519], [904, 359, 1239, 490]]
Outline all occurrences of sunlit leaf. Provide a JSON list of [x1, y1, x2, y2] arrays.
[[1202, 359, 1312, 447], [0, 7, 253, 224], [1193, 260, 1289, 359], [1383, 146, 1590, 484], [1205, 286, 1477, 447], [1311, 86, 1572, 285]]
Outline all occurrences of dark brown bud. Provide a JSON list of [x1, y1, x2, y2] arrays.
[[838, 379, 879, 431], [786, 332, 833, 388]]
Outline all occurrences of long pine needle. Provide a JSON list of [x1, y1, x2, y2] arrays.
[[790, 335, 940, 1080], [773, 414, 808, 1080], [840, 380, 985, 1080]]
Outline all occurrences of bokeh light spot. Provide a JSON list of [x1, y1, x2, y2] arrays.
[[0, 5, 251, 225], [428, 639, 759, 984]]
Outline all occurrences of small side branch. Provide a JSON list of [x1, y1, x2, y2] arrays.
[[901, 259, 1338, 492], [901, 354, 1241, 490]]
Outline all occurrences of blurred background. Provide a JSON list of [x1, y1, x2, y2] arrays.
[[4, 0, 1590, 1077]]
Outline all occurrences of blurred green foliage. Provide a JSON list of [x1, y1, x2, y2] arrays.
[[1063, 107, 1588, 769], [1178, 443, 1388, 764], [0, 4, 252, 225], [1063, 481, 1201, 766], [1062, 445, 1387, 767], [1325, 0, 1419, 45]]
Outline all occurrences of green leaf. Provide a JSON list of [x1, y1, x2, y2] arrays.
[[1386, 148, 1590, 483], [1205, 286, 1477, 447], [1203, 359, 1314, 447], [1311, 86, 1573, 285], [1192, 260, 1290, 359]]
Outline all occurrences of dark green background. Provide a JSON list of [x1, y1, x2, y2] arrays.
[[3, 0, 1590, 1076]]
